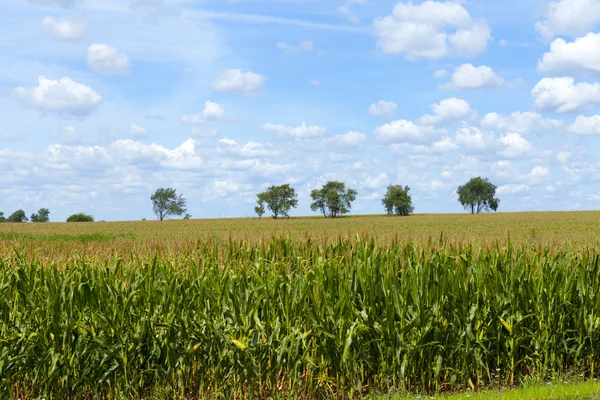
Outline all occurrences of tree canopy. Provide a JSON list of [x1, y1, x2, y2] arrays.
[[382, 185, 414, 216], [31, 208, 50, 223], [8, 209, 28, 223], [67, 213, 94, 222], [255, 184, 298, 219], [457, 177, 500, 214], [0, 212, 4, 223], [150, 188, 187, 221], [310, 181, 357, 218]]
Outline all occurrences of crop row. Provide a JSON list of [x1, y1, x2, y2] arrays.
[[2, 238, 600, 398]]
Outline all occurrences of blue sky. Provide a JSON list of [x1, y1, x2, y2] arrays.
[[2, 0, 600, 221]]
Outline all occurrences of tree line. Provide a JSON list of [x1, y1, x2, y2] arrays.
[[0, 209, 96, 223], [150, 176, 500, 220]]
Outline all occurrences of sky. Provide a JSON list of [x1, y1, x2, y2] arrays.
[[2, 0, 600, 221]]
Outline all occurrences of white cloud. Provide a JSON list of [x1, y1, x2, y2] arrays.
[[61, 126, 81, 144], [498, 132, 532, 158], [262, 122, 327, 138], [374, 120, 440, 143], [130, 124, 147, 137], [361, 172, 390, 189], [42, 17, 87, 40], [333, 131, 367, 147], [311, 79, 322, 86], [441, 63, 504, 89], [218, 138, 282, 158], [87, 44, 131, 75], [497, 184, 529, 195], [556, 151, 572, 163], [276, 40, 315, 53], [535, 0, 600, 41], [213, 69, 266, 93], [532, 77, 600, 113], [392, 136, 458, 154], [374, 1, 491, 60], [202, 101, 225, 120], [191, 127, 218, 138], [481, 111, 563, 134], [181, 115, 204, 125], [368, 100, 397, 116], [180, 101, 226, 125], [538, 33, 600, 77], [524, 166, 551, 184], [455, 125, 493, 151], [13, 76, 102, 117], [2, 133, 19, 142], [499, 39, 508, 47], [433, 69, 448, 78], [418, 97, 473, 124], [569, 115, 600, 134], [338, 0, 366, 23]]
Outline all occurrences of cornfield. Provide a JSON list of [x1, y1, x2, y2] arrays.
[[1, 213, 600, 398]]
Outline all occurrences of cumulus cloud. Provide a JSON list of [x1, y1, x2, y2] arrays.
[[498, 132, 532, 158], [538, 33, 600, 77], [361, 172, 390, 189], [181, 101, 226, 125], [130, 124, 148, 137], [333, 131, 367, 147], [392, 136, 458, 154], [532, 77, 600, 113], [87, 44, 131, 75], [368, 100, 397, 116], [374, 120, 440, 143], [524, 166, 551, 185], [441, 63, 504, 90], [569, 115, 600, 134], [454, 126, 493, 151], [262, 122, 327, 138], [497, 184, 529, 195], [13, 76, 102, 117], [481, 111, 563, 134], [374, 0, 491, 60], [418, 97, 473, 125], [218, 138, 282, 158], [535, 0, 600, 41], [433, 69, 449, 78], [42, 17, 87, 40], [338, 0, 366, 23], [213, 69, 266, 93]]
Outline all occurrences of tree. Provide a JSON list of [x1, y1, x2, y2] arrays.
[[310, 181, 357, 218], [31, 208, 50, 223], [67, 213, 94, 222], [457, 177, 500, 214], [183, 213, 192, 220], [0, 212, 5, 222], [8, 209, 28, 223], [382, 185, 414, 216], [255, 184, 298, 219], [150, 188, 187, 221], [254, 199, 265, 219]]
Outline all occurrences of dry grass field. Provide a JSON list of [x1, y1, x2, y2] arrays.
[[2, 211, 600, 399]]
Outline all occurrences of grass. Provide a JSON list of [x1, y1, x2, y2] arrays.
[[387, 380, 600, 399], [2, 211, 600, 398]]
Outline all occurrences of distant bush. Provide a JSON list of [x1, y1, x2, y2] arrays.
[[66, 213, 95, 222]]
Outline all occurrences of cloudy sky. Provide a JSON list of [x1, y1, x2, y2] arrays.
[[1, 0, 600, 221]]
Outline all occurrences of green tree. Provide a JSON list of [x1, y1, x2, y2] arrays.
[[8, 209, 28, 223], [31, 208, 50, 223], [67, 213, 94, 222], [310, 181, 357, 218], [0, 212, 5, 222], [254, 199, 265, 219], [382, 185, 414, 216], [183, 213, 192, 220], [457, 177, 500, 214], [150, 188, 187, 221], [255, 184, 298, 219]]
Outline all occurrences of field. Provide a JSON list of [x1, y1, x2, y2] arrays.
[[2, 211, 600, 399]]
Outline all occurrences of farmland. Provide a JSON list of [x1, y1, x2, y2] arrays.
[[2, 211, 600, 399]]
